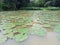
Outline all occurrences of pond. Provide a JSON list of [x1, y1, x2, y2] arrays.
[[0, 10, 60, 45]]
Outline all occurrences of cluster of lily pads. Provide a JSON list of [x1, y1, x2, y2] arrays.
[[0, 15, 48, 43], [0, 11, 60, 44], [0, 16, 31, 43]]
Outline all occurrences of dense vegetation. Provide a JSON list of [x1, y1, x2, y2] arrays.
[[0, 0, 60, 11]]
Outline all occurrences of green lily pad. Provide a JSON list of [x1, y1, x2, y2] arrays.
[[14, 22, 24, 26], [54, 25, 60, 33], [5, 32, 13, 38], [14, 33, 28, 41], [35, 28, 47, 37], [2, 29, 13, 38], [0, 23, 15, 29], [42, 24, 51, 27], [17, 28, 28, 33], [0, 36, 7, 43], [30, 24, 47, 36], [13, 28, 28, 41]]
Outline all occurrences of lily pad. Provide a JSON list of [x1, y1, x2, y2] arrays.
[[35, 28, 47, 37], [0, 23, 15, 29], [30, 24, 47, 36], [0, 36, 7, 43], [54, 24, 60, 33], [14, 33, 28, 41], [13, 28, 28, 41]]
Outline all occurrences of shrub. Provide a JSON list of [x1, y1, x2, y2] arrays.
[[45, 7, 60, 10]]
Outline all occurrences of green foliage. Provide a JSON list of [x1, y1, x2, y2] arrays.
[[45, 7, 60, 10], [20, 7, 42, 10], [29, 0, 45, 7], [0, 0, 60, 10], [44, 1, 52, 7], [0, 3, 5, 11]]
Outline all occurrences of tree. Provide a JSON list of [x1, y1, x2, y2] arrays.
[[3, 0, 30, 10], [52, 0, 60, 7]]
